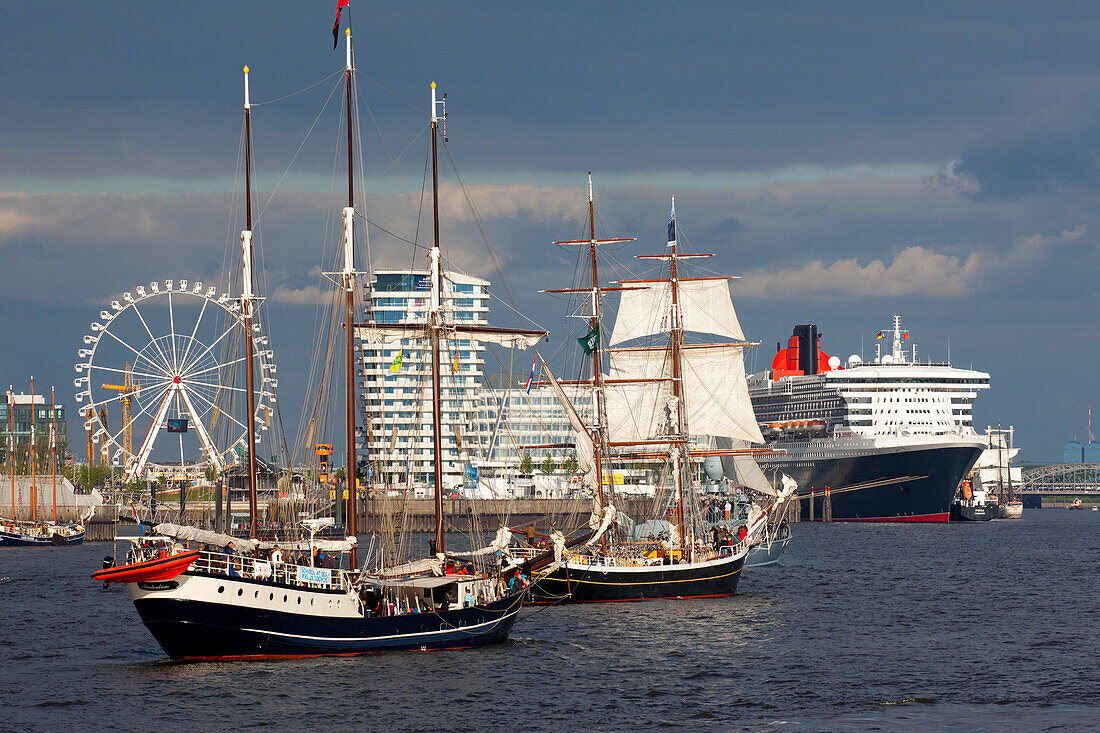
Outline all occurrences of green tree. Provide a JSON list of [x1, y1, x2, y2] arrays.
[[519, 453, 533, 475], [539, 455, 556, 474], [561, 452, 578, 475]]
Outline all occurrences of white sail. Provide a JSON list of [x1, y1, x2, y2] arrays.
[[681, 344, 763, 444], [609, 279, 745, 346], [604, 349, 673, 442], [606, 344, 763, 444], [716, 438, 775, 495]]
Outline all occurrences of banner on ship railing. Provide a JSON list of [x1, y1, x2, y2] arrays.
[[297, 566, 332, 585]]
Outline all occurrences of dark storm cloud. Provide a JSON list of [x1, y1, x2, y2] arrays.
[[955, 107, 1100, 201], [4, 2, 1100, 462]]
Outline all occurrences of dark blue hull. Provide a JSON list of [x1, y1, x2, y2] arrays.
[[529, 552, 744, 604], [0, 528, 85, 546], [758, 444, 983, 522], [132, 574, 522, 660]]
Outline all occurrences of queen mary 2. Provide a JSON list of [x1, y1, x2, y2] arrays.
[[747, 316, 987, 522]]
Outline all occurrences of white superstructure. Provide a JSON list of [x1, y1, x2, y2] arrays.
[[751, 315, 990, 441]]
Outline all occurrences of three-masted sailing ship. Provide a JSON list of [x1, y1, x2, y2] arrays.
[[94, 30, 542, 659], [520, 183, 764, 602]]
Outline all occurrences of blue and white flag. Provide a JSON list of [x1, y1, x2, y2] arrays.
[[525, 356, 537, 394], [667, 198, 676, 247]]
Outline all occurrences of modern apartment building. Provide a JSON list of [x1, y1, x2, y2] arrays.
[[356, 268, 489, 492]]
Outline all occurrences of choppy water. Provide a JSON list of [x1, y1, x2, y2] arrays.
[[1, 510, 1097, 732]]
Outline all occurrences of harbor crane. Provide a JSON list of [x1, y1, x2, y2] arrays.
[[101, 363, 138, 457]]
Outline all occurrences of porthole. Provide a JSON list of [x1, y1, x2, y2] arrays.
[[283, 594, 288, 602], [254, 591, 259, 598], [237, 588, 243, 597], [311, 599, 315, 606], [297, 597, 302, 605], [218, 585, 225, 593], [269, 592, 274, 601]]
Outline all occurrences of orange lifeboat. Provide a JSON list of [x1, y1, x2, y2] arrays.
[[92, 549, 201, 585]]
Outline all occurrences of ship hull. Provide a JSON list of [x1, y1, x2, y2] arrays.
[[745, 536, 790, 568], [758, 443, 983, 523], [949, 501, 995, 522], [0, 527, 85, 546], [528, 551, 744, 604], [128, 572, 521, 660]]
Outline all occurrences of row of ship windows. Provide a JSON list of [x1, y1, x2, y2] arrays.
[[830, 377, 989, 384]]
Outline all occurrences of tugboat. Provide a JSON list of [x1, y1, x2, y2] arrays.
[[949, 479, 994, 522]]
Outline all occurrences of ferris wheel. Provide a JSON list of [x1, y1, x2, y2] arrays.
[[74, 279, 277, 482]]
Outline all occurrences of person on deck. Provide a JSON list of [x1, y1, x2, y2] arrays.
[[463, 588, 475, 607], [738, 524, 748, 543]]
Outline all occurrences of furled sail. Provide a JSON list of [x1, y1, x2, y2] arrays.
[[357, 324, 543, 349], [609, 278, 745, 346], [606, 344, 763, 444], [542, 364, 598, 500]]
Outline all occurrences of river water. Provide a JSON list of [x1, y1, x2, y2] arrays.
[[1, 510, 1097, 731]]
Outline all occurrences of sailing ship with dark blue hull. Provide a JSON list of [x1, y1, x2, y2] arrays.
[[0, 523, 85, 546], [129, 555, 522, 660], [528, 550, 744, 604], [95, 31, 544, 661], [522, 189, 758, 604]]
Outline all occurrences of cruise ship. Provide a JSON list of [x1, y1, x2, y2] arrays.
[[747, 316, 988, 522]]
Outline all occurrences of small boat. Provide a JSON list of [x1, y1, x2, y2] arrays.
[[92, 543, 200, 584], [999, 500, 1023, 520], [1070, 498, 1084, 510], [745, 521, 792, 568]]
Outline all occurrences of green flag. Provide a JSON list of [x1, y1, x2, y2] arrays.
[[577, 324, 600, 354]]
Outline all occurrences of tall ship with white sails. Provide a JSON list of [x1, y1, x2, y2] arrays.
[[520, 190, 760, 602], [748, 316, 988, 522]]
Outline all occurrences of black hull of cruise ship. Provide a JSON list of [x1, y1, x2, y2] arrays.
[[528, 552, 744, 604], [758, 444, 983, 523], [131, 573, 522, 660]]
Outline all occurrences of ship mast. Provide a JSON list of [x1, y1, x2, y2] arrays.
[[8, 388, 14, 520], [343, 29, 359, 568], [430, 81, 446, 554], [50, 386, 57, 525], [241, 66, 260, 540], [665, 201, 689, 560], [30, 376, 36, 522], [544, 176, 635, 545], [585, 175, 609, 520]]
